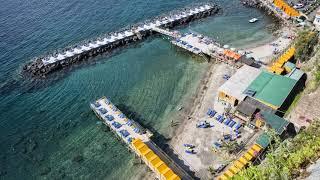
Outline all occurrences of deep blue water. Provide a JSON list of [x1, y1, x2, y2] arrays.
[[0, 0, 274, 179]]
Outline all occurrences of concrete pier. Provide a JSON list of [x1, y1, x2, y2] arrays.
[[23, 3, 220, 78], [90, 97, 193, 180], [153, 28, 257, 68]]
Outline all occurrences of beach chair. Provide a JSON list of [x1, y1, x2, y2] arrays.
[[112, 122, 122, 129], [229, 120, 236, 128], [126, 120, 133, 126], [104, 99, 110, 105], [219, 116, 225, 123], [223, 134, 232, 140], [235, 123, 242, 130], [224, 118, 231, 125], [105, 115, 114, 121], [127, 137, 133, 143], [213, 142, 222, 148], [99, 108, 108, 114], [120, 130, 130, 137], [94, 102, 101, 108], [119, 113, 126, 118]]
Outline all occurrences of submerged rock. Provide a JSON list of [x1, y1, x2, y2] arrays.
[[40, 167, 51, 176], [72, 155, 84, 163]]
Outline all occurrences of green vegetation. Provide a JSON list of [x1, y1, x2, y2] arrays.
[[294, 30, 318, 62], [315, 65, 320, 83], [233, 120, 320, 180]]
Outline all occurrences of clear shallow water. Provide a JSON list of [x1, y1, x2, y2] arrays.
[[0, 0, 274, 179]]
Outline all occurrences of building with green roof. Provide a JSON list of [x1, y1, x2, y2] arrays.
[[255, 112, 291, 148], [244, 71, 299, 110]]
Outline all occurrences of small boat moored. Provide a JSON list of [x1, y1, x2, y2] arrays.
[[249, 18, 258, 23]]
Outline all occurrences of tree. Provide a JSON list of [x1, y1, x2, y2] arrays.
[[295, 30, 318, 62]]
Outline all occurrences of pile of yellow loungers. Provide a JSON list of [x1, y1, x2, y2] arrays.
[[132, 139, 181, 180], [273, 0, 300, 17], [217, 143, 263, 180], [267, 46, 295, 75]]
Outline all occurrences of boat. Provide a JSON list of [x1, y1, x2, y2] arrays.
[[249, 18, 258, 23]]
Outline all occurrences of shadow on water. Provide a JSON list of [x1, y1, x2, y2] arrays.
[[116, 102, 200, 180]]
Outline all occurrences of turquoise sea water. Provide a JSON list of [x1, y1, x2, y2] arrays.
[[0, 0, 275, 179]]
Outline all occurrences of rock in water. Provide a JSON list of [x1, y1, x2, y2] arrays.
[[240, 0, 260, 7]]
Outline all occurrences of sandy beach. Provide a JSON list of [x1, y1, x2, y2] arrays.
[[244, 27, 295, 64], [167, 27, 295, 179], [168, 62, 236, 179]]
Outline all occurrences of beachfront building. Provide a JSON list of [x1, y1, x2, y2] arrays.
[[244, 71, 302, 111], [217, 65, 261, 106], [217, 112, 294, 180], [313, 9, 320, 31], [234, 96, 276, 123]]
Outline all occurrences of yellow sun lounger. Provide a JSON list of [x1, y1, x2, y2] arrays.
[[229, 165, 241, 174], [252, 144, 262, 152], [244, 153, 253, 161], [217, 174, 229, 180], [225, 170, 234, 178], [234, 160, 245, 169], [248, 149, 257, 157], [239, 157, 248, 165]]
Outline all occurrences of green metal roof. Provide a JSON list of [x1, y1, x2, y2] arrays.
[[256, 113, 289, 148], [245, 71, 298, 107], [261, 112, 289, 134], [256, 133, 270, 149]]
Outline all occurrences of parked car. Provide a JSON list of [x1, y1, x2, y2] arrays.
[[293, 3, 305, 9]]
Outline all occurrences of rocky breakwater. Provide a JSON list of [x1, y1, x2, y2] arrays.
[[22, 3, 220, 78], [240, 0, 261, 7]]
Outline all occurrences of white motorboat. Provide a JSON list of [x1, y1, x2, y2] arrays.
[[249, 18, 258, 23]]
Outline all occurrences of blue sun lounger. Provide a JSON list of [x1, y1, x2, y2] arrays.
[[219, 116, 225, 123], [224, 118, 231, 125], [215, 115, 224, 123], [94, 102, 101, 108], [105, 115, 114, 121], [126, 120, 133, 126], [119, 130, 130, 137], [134, 128, 140, 134], [127, 137, 133, 143], [118, 113, 126, 118], [207, 109, 216, 117], [112, 122, 122, 129], [98, 108, 108, 114], [213, 142, 222, 148], [235, 123, 242, 130], [104, 99, 110, 105], [228, 120, 236, 128], [215, 114, 222, 121], [111, 106, 118, 111]]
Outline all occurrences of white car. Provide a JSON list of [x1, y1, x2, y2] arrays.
[[293, 3, 304, 9]]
